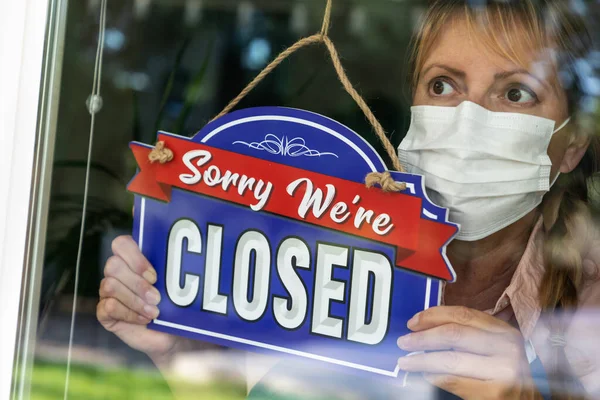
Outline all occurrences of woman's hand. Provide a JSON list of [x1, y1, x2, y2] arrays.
[[97, 235, 181, 363], [396, 306, 542, 400]]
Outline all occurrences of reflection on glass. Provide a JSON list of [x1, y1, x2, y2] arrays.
[[12, 0, 600, 400]]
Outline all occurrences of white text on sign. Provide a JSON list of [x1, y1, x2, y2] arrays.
[[179, 150, 395, 237], [164, 219, 393, 345]]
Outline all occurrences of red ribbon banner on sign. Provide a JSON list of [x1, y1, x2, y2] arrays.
[[128, 134, 456, 281]]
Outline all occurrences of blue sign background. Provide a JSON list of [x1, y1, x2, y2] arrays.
[[132, 107, 455, 377]]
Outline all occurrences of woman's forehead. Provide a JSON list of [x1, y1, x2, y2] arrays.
[[421, 15, 558, 84]]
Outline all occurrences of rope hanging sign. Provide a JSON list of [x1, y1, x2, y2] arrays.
[[128, 0, 458, 379], [150, 0, 404, 191]]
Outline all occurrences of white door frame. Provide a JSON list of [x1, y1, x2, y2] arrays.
[[0, 0, 52, 398]]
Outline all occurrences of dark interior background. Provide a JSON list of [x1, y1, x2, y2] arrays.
[[31, 1, 600, 399], [34, 1, 421, 397]]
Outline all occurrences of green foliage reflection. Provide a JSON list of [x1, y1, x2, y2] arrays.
[[30, 360, 245, 400]]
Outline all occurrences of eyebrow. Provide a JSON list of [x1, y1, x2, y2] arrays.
[[493, 69, 550, 90], [421, 63, 551, 90], [421, 64, 466, 79]]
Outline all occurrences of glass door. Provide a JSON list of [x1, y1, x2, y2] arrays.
[[4, 1, 418, 399], [5, 1, 600, 400]]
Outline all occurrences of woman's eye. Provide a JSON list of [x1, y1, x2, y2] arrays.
[[430, 79, 455, 96], [505, 87, 537, 104]]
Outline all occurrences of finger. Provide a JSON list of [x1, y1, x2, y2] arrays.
[[408, 306, 514, 333], [103, 255, 161, 307], [99, 277, 159, 320], [397, 323, 520, 356], [423, 374, 508, 400], [97, 298, 152, 328], [397, 351, 499, 380], [111, 235, 157, 283]]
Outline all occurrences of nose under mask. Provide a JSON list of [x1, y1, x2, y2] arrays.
[[398, 101, 570, 241]]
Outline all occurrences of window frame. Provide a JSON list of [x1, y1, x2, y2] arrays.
[[0, 0, 65, 398]]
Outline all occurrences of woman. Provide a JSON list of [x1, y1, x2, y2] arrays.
[[97, 0, 600, 399]]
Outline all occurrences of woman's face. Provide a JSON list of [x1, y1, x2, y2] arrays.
[[413, 17, 574, 176]]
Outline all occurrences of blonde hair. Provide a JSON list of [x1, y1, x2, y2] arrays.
[[409, 1, 600, 399]]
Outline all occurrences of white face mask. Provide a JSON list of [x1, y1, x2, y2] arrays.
[[398, 101, 571, 241]]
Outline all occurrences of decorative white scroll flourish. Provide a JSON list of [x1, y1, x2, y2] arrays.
[[234, 134, 338, 158]]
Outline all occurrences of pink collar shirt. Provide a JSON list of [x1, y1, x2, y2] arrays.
[[459, 218, 600, 396]]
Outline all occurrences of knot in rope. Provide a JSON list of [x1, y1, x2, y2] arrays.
[[365, 171, 406, 192], [149, 141, 174, 164]]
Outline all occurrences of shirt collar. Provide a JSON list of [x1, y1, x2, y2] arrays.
[[492, 216, 546, 338]]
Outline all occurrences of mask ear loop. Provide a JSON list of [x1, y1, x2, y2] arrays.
[[553, 117, 572, 134], [545, 117, 572, 189]]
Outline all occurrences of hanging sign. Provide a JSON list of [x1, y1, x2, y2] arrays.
[[128, 107, 458, 378]]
